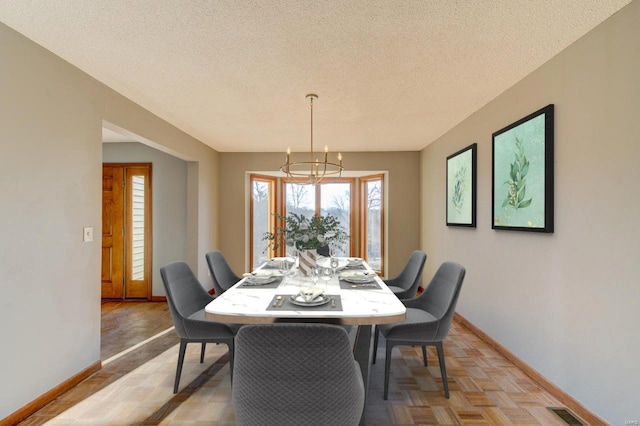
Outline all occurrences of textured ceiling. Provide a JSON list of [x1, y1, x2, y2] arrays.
[[0, 1, 632, 152]]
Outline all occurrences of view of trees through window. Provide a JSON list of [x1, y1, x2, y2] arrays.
[[251, 177, 274, 269], [363, 177, 383, 272], [285, 181, 352, 256]]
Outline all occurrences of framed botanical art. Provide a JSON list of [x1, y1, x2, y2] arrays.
[[492, 104, 554, 232], [446, 143, 477, 227]]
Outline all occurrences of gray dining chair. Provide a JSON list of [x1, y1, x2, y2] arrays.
[[205, 250, 242, 297], [373, 261, 466, 399], [232, 323, 365, 426], [160, 261, 240, 393], [384, 250, 427, 299]]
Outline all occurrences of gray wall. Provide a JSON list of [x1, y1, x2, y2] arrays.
[[420, 2, 640, 423], [0, 22, 219, 419], [103, 142, 188, 297]]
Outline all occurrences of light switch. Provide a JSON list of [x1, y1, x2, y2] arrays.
[[83, 226, 93, 242]]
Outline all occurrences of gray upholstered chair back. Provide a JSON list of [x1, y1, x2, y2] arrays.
[[205, 250, 241, 296], [411, 261, 465, 341], [397, 250, 428, 286], [161, 261, 214, 338], [232, 323, 365, 426], [385, 250, 427, 298], [316, 244, 330, 257]]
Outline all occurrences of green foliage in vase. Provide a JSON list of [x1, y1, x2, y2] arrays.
[[451, 165, 467, 213], [262, 212, 349, 251], [502, 137, 532, 210]]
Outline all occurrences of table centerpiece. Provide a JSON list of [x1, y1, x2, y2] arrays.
[[262, 212, 348, 276]]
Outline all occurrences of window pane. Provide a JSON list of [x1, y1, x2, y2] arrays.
[[252, 179, 273, 269], [320, 182, 351, 256], [365, 179, 382, 271], [285, 182, 314, 219], [131, 175, 145, 280]]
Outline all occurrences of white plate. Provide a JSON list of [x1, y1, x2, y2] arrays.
[[289, 294, 331, 307], [245, 276, 277, 285], [343, 276, 375, 284], [263, 258, 290, 268], [245, 270, 282, 278]]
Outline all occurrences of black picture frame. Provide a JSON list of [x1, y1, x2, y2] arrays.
[[446, 143, 477, 227], [492, 104, 554, 232]]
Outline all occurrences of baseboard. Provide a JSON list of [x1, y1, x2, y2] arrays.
[[1, 361, 101, 426], [150, 296, 167, 302], [454, 313, 607, 426]]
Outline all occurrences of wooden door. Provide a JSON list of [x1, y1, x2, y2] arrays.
[[102, 163, 152, 299], [102, 165, 124, 298]]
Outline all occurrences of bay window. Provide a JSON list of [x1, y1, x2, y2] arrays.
[[249, 174, 385, 274]]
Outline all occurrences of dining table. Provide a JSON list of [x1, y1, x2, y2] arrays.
[[204, 256, 406, 426]]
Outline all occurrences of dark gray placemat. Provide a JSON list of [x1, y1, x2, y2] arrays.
[[339, 280, 381, 290], [266, 294, 343, 311], [238, 277, 283, 289]]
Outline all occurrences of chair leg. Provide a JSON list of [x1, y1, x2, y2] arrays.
[[372, 326, 379, 364], [435, 341, 449, 398], [174, 340, 188, 394], [384, 342, 394, 400], [228, 340, 234, 384], [422, 345, 428, 367], [200, 342, 206, 363]]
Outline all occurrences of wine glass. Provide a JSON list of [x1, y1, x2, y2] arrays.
[[288, 249, 298, 271], [321, 267, 332, 281], [330, 257, 339, 269], [311, 267, 320, 285], [329, 245, 339, 271], [278, 260, 288, 284]]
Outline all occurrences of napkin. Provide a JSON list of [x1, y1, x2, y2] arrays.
[[340, 270, 372, 279], [346, 258, 363, 267], [297, 286, 325, 302]]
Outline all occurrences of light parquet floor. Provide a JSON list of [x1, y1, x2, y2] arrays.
[[18, 301, 584, 425]]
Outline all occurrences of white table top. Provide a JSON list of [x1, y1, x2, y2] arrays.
[[204, 259, 406, 326]]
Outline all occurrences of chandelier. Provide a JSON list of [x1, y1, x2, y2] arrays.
[[280, 93, 343, 185]]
